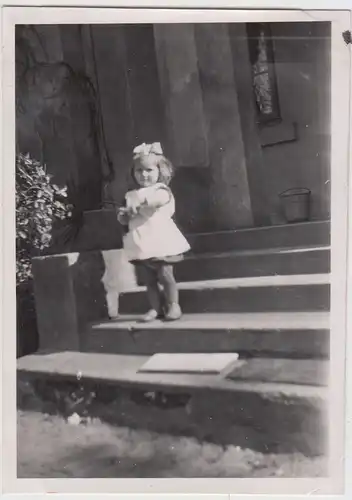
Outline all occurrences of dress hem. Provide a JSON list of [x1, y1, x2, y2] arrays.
[[130, 253, 187, 265]]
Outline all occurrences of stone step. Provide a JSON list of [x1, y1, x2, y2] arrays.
[[173, 246, 330, 282], [17, 351, 328, 456], [187, 220, 330, 254], [119, 274, 330, 314], [50, 212, 330, 255], [83, 312, 329, 358]]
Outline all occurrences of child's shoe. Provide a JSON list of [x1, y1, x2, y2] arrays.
[[139, 309, 161, 323], [164, 303, 182, 321]]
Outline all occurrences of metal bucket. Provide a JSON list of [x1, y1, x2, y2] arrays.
[[279, 188, 311, 223]]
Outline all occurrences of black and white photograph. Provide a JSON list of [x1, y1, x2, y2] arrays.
[[2, 5, 350, 494]]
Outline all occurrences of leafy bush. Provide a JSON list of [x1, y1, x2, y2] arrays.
[[16, 153, 70, 284]]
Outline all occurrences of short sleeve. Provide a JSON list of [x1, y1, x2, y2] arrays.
[[145, 185, 171, 207]]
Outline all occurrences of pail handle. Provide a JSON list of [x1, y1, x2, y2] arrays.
[[279, 188, 311, 197]]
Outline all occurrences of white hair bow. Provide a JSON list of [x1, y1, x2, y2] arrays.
[[133, 142, 163, 158]]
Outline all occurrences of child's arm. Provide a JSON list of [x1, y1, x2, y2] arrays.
[[121, 186, 171, 216], [142, 186, 171, 209]]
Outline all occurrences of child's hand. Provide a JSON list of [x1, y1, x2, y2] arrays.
[[127, 199, 142, 215], [116, 207, 130, 225]]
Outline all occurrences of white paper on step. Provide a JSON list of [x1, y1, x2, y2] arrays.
[[138, 352, 241, 376]]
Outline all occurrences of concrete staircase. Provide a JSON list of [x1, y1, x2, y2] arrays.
[[17, 221, 330, 457]]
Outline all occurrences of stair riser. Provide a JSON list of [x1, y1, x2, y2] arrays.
[[173, 250, 330, 282], [82, 327, 329, 359], [17, 372, 327, 457], [119, 284, 330, 314], [188, 221, 330, 253]]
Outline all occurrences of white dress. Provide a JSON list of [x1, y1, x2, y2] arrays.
[[122, 183, 190, 262]]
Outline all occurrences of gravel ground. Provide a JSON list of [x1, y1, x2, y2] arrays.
[[17, 410, 327, 478]]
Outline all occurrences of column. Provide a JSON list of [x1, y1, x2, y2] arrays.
[[123, 24, 164, 146], [59, 25, 103, 209], [194, 23, 253, 229], [88, 25, 134, 204], [153, 23, 209, 167], [229, 23, 271, 226]]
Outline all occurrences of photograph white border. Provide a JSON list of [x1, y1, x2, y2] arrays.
[[1, 3, 351, 497]]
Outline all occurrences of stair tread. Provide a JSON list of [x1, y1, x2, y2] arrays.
[[185, 245, 330, 260], [123, 273, 330, 293], [17, 351, 327, 398], [91, 311, 330, 331], [187, 220, 329, 237]]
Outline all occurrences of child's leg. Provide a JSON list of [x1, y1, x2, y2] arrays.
[[157, 264, 178, 304], [157, 264, 182, 320], [138, 262, 163, 321]]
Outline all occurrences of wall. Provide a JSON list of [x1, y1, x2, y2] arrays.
[[32, 249, 137, 351], [259, 22, 331, 223], [97, 22, 331, 229], [93, 23, 254, 232], [16, 25, 103, 208], [16, 26, 75, 185], [16, 23, 331, 240]]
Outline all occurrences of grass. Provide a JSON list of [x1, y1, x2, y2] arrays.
[[17, 410, 327, 478]]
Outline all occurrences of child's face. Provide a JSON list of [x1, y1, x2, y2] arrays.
[[133, 155, 159, 187]]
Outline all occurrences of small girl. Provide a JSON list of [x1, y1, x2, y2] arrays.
[[117, 142, 190, 322]]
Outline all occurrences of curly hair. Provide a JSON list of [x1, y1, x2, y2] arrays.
[[131, 153, 174, 187]]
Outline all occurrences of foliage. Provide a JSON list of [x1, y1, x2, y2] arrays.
[[16, 152, 70, 284]]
